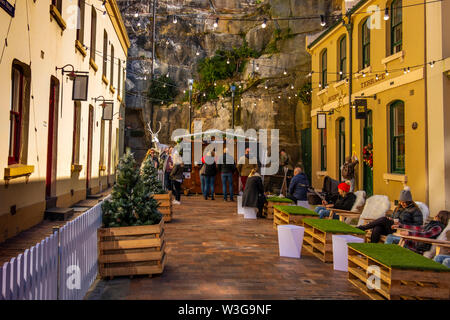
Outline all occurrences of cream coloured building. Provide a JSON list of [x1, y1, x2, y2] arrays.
[[0, 0, 130, 242]]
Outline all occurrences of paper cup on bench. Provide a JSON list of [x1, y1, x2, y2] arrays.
[[277, 225, 305, 258], [332, 235, 365, 271], [237, 195, 244, 215], [243, 207, 257, 219]]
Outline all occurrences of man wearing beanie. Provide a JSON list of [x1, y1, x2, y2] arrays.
[[358, 186, 423, 243], [315, 182, 356, 219]]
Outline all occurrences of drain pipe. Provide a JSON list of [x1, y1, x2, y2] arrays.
[[345, 13, 354, 160]]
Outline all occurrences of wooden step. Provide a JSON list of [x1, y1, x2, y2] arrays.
[[44, 207, 74, 221], [87, 193, 103, 199]]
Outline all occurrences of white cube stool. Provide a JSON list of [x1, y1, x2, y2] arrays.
[[297, 200, 311, 209], [237, 196, 244, 215], [277, 225, 305, 258], [332, 235, 365, 271], [243, 207, 257, 219]]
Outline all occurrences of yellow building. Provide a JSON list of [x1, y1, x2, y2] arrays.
[[0, 0, 130, 241], [307, 0, 450, 214]]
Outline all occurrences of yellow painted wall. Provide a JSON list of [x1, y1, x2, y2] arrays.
[[0, 0, 127, 241], [308, 0, 429, 207]]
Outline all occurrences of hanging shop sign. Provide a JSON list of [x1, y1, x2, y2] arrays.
[[72, 74, 89, 101], [0, 0, 15, 17], [317, 112, 327, 129], [102, 102, 114, 121], [354, 99, 368, 119]]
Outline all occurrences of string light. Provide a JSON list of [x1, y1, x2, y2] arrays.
[[375, 74, 379, 80], [101, 0, 106, 9], [134, 13, 138, 18], [384, 7, 389, 20], [385, 69, 389, 76], [166, 73, 169, 78], [262, 18, 267, 28], [256, 64, 259, 71], [403, 68, 407, 74], [291, 84, 294, 89], [283, 69, 287, 75], [226, 59, 230, 64], [407, 67, 410, 73], [213, 18, 219, 28], [173, 16, 177, 24], [430, 61, 435, 68], [320, 15, 326, 27], [362, 72, 366, 78]]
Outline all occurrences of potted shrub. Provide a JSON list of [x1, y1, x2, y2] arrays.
[[98, 152, 166, 279], [140, 154, 174, 222]]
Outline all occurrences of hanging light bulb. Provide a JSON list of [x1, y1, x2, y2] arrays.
[[319, 82, 322, 88], [384, 8, 389, 21], [213, 18, 219, 28], [214, 82, 217, 86], [203, 93, 206, 97], [137, 22, 141, 27], [375, 74, 379, 80], [173, 16, 177, 24], [256, 64, 260, 71], [362, 72, 366, 78], [163, 84, 166, 88], [403, 68, 407, 74], [430, 61, 435, 68], [103, 10, 106, 17], [385, 69, 389, 76], [196, 51, 200, 56], [101, 0, 106, 9], [262, 18, 267, 29], [339, 71, 343, 75], [134, 13, 139, 18], [320, 15, 326, 27], [161, 101, 163, 105], [291, 84, 294, 89], [278, 95, 281, 99], [283, 69, 287, 75], [166, 40, 170, 45], [183, 90, 186, 94], [264, 84, 268, 89], [226, 59, 230, 64], [407, 67, 410, 73], [166, 73, 169, 78]]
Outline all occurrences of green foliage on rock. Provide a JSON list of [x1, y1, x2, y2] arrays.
[[102, 152, 162, 228], [148, 75, 178, 105], [192, 44, 259, 105], [298, 81, 312, 106]]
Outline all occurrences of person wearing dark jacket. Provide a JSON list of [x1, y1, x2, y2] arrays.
[[315, 182, 356, 219], [287, 167, 309, 203], [242, 169, 266, 217], [357, 186, 423, 243], [218, 148, 236, 202], [396, 210, 449, 254], [169, 158, 184, 204], [203, 152, 217, 200]]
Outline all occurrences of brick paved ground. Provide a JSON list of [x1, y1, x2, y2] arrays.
[[86, 195, 367, 300], [0, 190, 111, 265]]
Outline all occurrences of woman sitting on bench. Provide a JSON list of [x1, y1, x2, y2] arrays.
[[357, 187, 423, 243], [315, 182, 356, 219]]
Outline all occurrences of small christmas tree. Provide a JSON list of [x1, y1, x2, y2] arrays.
[[141, 155, 165, 194], [102, 152, 162, 228]]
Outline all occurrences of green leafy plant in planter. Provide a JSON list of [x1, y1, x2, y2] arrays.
[[140, 155, 165, 194], [102, 152, 162, 227]]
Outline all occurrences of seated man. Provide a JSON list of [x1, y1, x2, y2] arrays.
[[315, 182, 356, 219], [286, 167, 309, 203]]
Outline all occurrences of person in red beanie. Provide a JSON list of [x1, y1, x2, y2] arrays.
[[314, 182, 356, 219]]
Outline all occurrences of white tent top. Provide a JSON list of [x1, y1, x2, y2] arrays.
[[173, 129, 258, 141]]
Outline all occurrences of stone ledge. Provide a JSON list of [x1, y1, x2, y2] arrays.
[[381, 50, 404, 66]]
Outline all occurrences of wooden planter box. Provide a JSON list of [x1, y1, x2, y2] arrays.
[[302, 218, 366, 263], [347, 243, 450, 300], [153, 192, 173, 222], [98, 219, 166, 279], [273, 205, 319, 230], [264, 198, 294, 220]]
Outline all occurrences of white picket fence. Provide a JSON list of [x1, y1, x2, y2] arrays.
[[0, 200, 103, 300]]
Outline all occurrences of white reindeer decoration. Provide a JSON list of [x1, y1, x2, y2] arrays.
[[146, 121, 168, 155]]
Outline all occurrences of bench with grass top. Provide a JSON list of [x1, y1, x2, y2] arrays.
[[264, 196, 294, 220], [302, 218, 366, 263], [273, 205, 319, 230], [347, 243, 450, 300]]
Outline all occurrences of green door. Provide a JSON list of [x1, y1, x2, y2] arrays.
[[301, 128, 312, 183], [338, 118, 346, 180], [363, 111, 373, 196]]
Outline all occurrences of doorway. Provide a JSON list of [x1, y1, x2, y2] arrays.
[[363, 110, 373, 196], [86, 105, 94, 193], [46, 77, 59, 199], [301, 128, 312, 183], [337, 118, 345, 180]]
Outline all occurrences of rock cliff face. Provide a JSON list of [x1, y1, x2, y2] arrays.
[[120, 0, 340, 163]]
